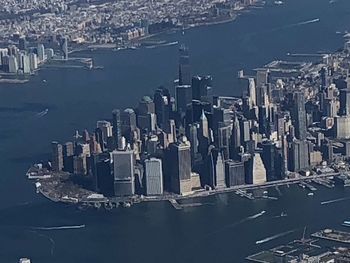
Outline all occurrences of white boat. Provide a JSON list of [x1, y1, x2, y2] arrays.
[[274, 1, 283, 5], [308, 192, 314, 196]]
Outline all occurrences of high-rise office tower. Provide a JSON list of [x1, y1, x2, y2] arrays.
[[63, 142, 74, 173], [96, 120, 113, 145], [168, 138, 192, 194], [198, 110, 210, 159], [261, 141, 278, 181], [246, 153, 267, 184], [37, 44, 45, 62], [293, 92, 307, 140], [138, 96, 155, 115], [208, 148, 226, 188], [91, 153, 113, 196], [154, 88, 171, 128], [8, 55, 18, 73], [225, 159, 245, 187], [230, 115, 241, 159], [73, 155, 87, 175], [112, 149, 135, 196], [51, 141, 63, 171], [188, 123, 199, 164], [178, 44, 191, 86], [18, 36, 27, 50], [217, 125, 231, 160], [288, 139, 310, 172], [191, 75, 212, 102], [29, 53, 38, 71], [144, 158, 163, 195], [319, 67, 330, 91], [248, 78, 257, 107], [339, 89, 350, 116], [112, 109, 122, 146], [61, 36, 68, 60], [256, 69, 270, 87], [22, 54, 30, 74], [121, 108, 137, 138], [137, 96, 156, 132], [175, 85, 192, 116]]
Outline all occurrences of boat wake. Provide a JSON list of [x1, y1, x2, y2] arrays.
[[295, 18, 320, 26], [268, 18, 320, 33], [32, 224, 85, 230], [256, 230, 295, 245], [205, 210, 267, 238], [36, 108, 49, 118], [321, 197, 350, 205], [248, 210, 266, 219]]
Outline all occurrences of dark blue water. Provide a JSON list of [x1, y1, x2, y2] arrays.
[[0, 0, 350, 262]]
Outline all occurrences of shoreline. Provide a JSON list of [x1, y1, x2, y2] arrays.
[[33, 171, 340, 209]]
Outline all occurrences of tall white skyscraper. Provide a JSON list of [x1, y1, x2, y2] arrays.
[[29, 53, 38, 71], [22, 54, 31, 74], [8, 55, 18, 73], [37, 44, 45, 62], [145, 158, 163, 195]]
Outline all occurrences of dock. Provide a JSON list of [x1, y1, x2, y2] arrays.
[[312, 229, 350, 244], [169, 199, 182, 210], [235, 189, 254, 200], [312, 178, 334, 188]]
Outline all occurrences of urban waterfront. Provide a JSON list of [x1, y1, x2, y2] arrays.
[[1, 0, 350, 262]]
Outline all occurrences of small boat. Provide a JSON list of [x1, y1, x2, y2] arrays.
[[274, 1, 283, 5], [281, 212, 288, 217], [308, 192, 314, 196], [42, 79, 47, 83]]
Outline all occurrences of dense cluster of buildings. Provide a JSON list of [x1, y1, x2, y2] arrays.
[[0, 0, 258, 46], [0, 35, 68, 74], [47, 39, 350, 199]]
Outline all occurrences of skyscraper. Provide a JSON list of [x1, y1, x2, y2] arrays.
[[144, 158, 163, 195], [63, 142, 74, 173], [225, 160, 245, 187], [293, 92, 307, 140], [61, 36, 68, 60], [96, 120, 113, 145], [8, 55, 18, 73], [121, 108, 137, 138], [18, 36, 27, 51], [37, 44, 45, 62], [91, 153, 113, 196], [51, 141, 63, 171], [248, 78, 257, 106], [339, 88, 350, 116], [178, 44, 191, 86], [175, 85, 192, 116], [154, 88, 171, 128], [288, 139, 310, 172], [168, 138, 192, 194], [112, 150, 135, 196], [112, 109, 122, 147], [191, 75, 212, 102], [208, 148, 226, 188]]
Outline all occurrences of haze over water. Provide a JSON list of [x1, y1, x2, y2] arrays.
[[0, 0, 350, 262]]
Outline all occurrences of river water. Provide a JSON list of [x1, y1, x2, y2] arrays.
[[0, 0, 349, 262]]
